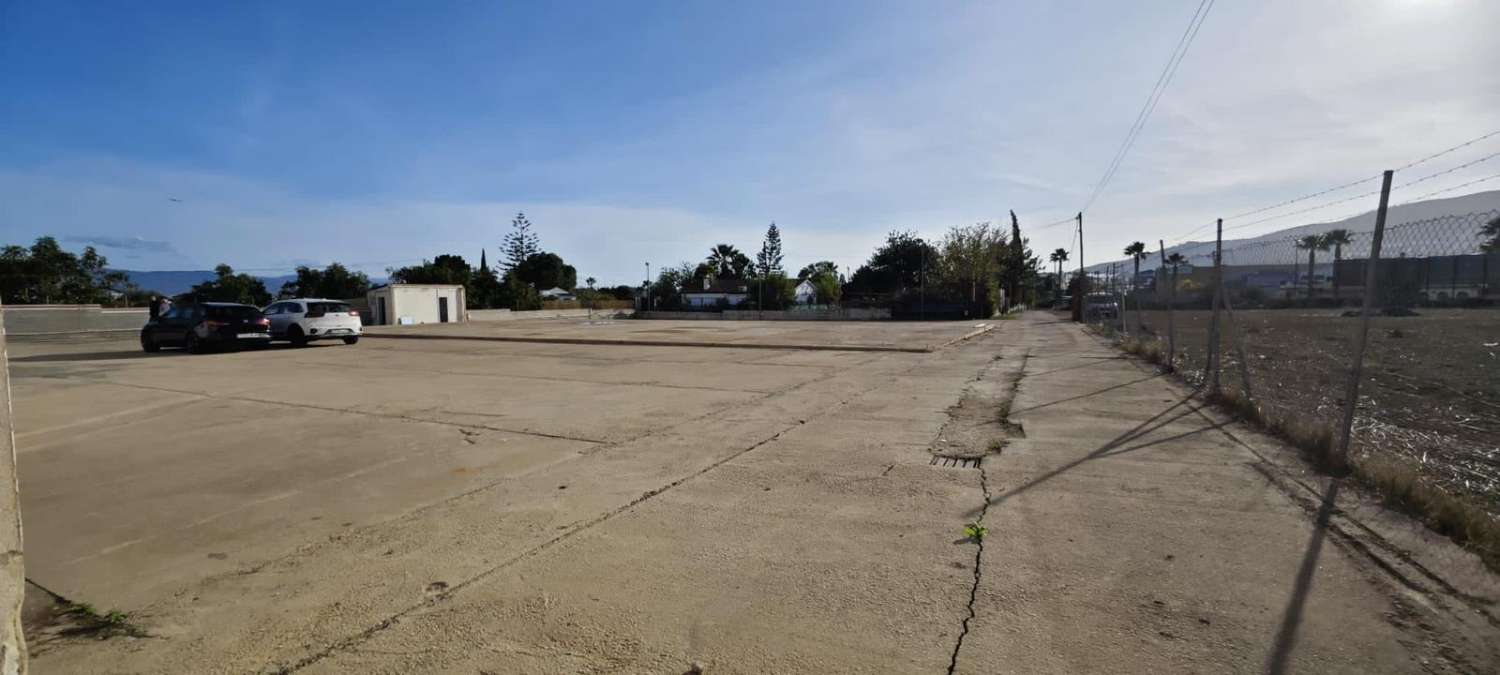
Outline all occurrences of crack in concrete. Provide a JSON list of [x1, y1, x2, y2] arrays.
[[947, 346, 1028, 674], [947, 460, 991, 675]]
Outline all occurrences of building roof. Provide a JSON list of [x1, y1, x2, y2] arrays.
[[683, 279, 749, 294], [368, 283, 466, 291]]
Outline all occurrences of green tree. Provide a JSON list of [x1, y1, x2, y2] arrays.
[[280, 262, 371, 299], [798, 261, 839, 280], [1295, 234, 1329, 300], [389, 255, 471, 285], [756, 222, 784, 277], [845, 230, 938, 296], [500, 212, 540, 272], [1123, 241, 1147, 290], [0, 237, 132, 304], [707, 244, 751, 279], [514, 252, 577, 290], [939, 222, 1006, 303], [1048, 248, 1070, 298], [190, 264, 271, 306], [1321, 229, 1355, 301], [812, 273, 842, 305]]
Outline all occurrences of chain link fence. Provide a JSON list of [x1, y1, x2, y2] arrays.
[[1083, 208, 1500, 519]]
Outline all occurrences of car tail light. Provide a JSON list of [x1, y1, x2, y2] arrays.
[[257, 318, 270, 326], [349, 309, 359, 317]]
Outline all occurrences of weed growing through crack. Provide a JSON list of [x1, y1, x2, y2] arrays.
[[59, 601, 144, 638], [963, 522, 988, 543], [987, 438, 1006, 453]]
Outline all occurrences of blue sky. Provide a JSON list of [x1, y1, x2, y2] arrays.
[[3, 0, 1498, 284]]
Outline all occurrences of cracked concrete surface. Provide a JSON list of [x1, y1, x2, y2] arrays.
[[12, 315, 1500, 673]]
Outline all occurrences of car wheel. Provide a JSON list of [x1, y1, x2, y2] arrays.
[[288, 325, 309, 347], [141, 333, 161, 353], [184, 332, 203, 354], [342, 336, 359, 345]]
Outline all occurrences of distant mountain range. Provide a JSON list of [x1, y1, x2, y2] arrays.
[[1087, 189, 1500, 273]]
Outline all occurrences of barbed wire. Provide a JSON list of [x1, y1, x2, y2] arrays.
[[1167, 129, 1500, 243]]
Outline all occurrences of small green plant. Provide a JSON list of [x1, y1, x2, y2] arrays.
[[102, 610, 130, 627], [64, 602, 98, 619], [987, 438, 1006, 452], [963, 522, 988, 542]]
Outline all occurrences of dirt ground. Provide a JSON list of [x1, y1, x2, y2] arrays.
[[9, 315, 1499, 673], [1124, 307, 1500, 513]]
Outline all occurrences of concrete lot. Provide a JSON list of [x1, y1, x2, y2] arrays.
[[11, 316, 1499, 673]]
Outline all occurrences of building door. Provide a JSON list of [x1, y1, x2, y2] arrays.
[[438, 296, 449, 323], [377, 297, 387, 325]]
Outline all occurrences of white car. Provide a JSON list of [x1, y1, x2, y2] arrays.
[[263, 298, 362, 346]]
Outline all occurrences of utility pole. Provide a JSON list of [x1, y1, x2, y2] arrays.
[[1160, 239, 1174, 370], [1336, 170, 1394, 470], [1074, 212, 1086, 322], [644, 262, 651, 312], [920, 242, 927, 321]]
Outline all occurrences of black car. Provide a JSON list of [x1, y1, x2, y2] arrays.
[[141, 302, 272, 353]]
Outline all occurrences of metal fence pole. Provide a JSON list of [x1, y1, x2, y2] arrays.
[[1208, 218, 1224, 396], [1336, 170, 1394, 470], [1220, 290, 1255, 403], [1160, 239, 1174, 371], [1, 297, 27, 675]]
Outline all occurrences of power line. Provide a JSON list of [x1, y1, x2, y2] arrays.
[[1167, 129, 1500, 242], [1397, 169, 1500, 205], [1394, 128, 1500, 172], [1081, 0, 1215, 213]]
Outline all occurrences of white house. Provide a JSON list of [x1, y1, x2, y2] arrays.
[[365, 284, 466, 325], [793, 278, 817, 304], [680, 278, 749, 307], [539, 287, 575, 301]]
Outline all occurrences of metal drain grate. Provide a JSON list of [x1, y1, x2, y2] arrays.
[[930, 456, 982, 469]]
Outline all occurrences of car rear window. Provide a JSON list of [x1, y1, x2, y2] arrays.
[[306, 302, 351, 316], [206, 306, 262, 320]]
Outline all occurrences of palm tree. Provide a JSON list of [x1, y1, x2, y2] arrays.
[[707, 244, 745, 278], [1321, 229, 1354, 301], [1482, 215, 1500, 252], [1295, 234, 1330, 300], [1123, 241, 1147, 290], [1164, 253, 1186, 293], [1049, 248, 1070, 297]]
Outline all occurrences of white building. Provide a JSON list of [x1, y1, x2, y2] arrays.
[[365, 284, 466, 326], [680, 278, 749, 307], [539, 287, 575, 301], [793, 278, 817, 304]]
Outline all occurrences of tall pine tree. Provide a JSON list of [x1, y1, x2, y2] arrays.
[[756, 222, 784, 277], [500, 212, 540, 271]]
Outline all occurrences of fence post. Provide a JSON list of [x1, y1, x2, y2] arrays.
[[1074, 212, 1086, 322], [1, 297, 27, 675], [1336, 170, 1394, 470], [1116, 262, 1127, 334], [1160, 239, 1174, 371], [1208, 218, 1223, 396], [1220, 290, 1255, 403]]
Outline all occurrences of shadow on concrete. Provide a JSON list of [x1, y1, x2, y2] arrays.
[[970, 397, 1215, 516], [1008, 373, 1165, 415], [8, 350, 165, 363], [1265, 478, 1341, 675], [8, 343, 316, 363]]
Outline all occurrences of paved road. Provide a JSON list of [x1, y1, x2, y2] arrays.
[[28, 314, 1499, 673]]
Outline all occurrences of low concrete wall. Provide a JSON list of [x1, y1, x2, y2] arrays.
[[637, 308, 892, 321], [469, 308, 634, 322], [1, 305, 147, 335]]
